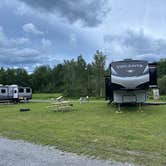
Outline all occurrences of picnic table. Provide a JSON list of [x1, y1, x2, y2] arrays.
[[47, 101, 73, 112]]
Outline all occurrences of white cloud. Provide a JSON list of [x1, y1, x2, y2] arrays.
[[19, 0, 110, 27], [0, 47, 40, 63], [41, 38, 53, 55], [0, 26, 29, 48], [22, 23, 44, 35], [103, 29, 166, 62], [1, 0, 166, 70], [16, 2, 30, 16], [41, 38, 52, 48], [0, 26, 40, 66], [0, 26, 59, 69], [69, 33, 77, 46]]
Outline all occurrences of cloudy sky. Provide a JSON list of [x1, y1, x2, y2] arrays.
[[0, 0, 166, 71]]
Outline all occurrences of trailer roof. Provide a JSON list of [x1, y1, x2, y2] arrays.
[[110, 59, 147, 65]]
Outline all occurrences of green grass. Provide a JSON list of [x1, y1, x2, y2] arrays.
[[32, 93, 105, 101], [32, 93, 166, 102], [32, 93, 62, 100], [0, 102, 166, 166], [147, 95, 166, 102]]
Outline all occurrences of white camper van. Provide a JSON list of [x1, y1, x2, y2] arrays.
[[0, 84, 32, 103]]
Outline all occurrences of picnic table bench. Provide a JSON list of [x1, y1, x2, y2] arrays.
[[47, 101, 73, 112]]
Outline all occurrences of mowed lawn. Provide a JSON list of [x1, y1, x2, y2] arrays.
[[0, 102, 166, 166], [32, 93, 62, 100]]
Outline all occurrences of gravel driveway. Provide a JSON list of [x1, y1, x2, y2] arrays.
[[0, 137, 135, 166]]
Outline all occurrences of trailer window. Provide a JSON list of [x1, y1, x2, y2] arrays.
[[1, 89, 6, 93], [19, 88, 24, 93], [14, 90, 17, 93], [26, 88, 31, 93]]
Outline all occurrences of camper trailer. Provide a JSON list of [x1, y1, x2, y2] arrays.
[[105, 59, 157, 105], [0, 84, 32, 103], [18, 86, 32, 101]]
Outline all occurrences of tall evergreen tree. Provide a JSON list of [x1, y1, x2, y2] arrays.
[[157, 58, 166, 78], [92, 50, 106, 97], [63, 59, 77, 96], [52, 64, 64, 92], [32, 65, 52, 92], [76, 55, 87, 96]]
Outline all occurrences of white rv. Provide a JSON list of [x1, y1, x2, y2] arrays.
[[0, 84, 32, 103], [105, 59, 157, 104]]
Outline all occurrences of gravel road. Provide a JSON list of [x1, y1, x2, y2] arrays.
[[0, 137, 135, 166]]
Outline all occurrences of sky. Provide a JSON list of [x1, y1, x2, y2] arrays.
[[0, 0, 166, 72]]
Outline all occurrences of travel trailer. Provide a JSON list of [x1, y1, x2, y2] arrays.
[[105, 59, 157, 106], [0, 84, 32, 103]]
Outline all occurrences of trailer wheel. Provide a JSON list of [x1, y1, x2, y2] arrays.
[[13, 99, 19, 104]]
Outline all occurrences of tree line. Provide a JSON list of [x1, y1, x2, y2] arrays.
[[157, 59, 166, 95], [0, 51, 166, 96], [0, 50, 107, 97]]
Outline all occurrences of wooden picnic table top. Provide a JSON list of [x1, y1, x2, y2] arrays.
[[51, 101, 71, 105]]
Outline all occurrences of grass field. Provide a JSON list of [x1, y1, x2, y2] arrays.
[[0, 102, 166, 166], [32, 93, 166, 102], [32, 93, 62, 100], [32, 93, 106, 101]]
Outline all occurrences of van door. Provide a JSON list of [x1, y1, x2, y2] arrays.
[[13, 88, 18, 99]]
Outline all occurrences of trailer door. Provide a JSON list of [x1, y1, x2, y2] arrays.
[[13, 88, 18, 99]]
